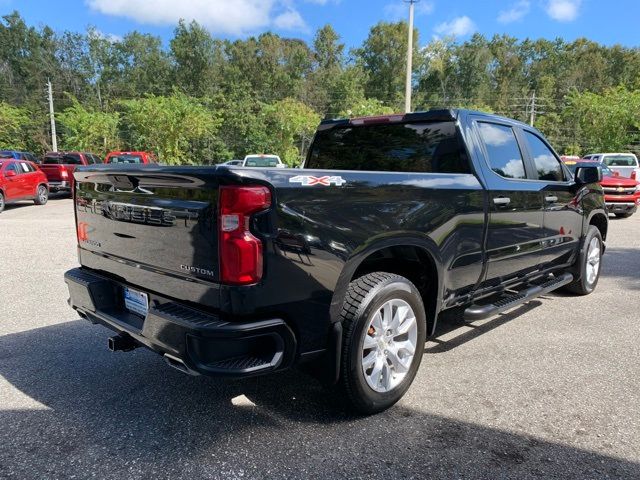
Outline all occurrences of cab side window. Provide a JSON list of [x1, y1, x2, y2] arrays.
[[523, 131, 564, 182], [478, 122, 527, 179]]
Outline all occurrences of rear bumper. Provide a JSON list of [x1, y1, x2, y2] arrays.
[[48, 181, 70, 192], [64, 267, 296, 377]]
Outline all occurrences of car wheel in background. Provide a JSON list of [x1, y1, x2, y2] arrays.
[[339, 272, 426, 414], [34, 185, 48, 205], [563, 225, 603, 295], [614, 212, 632, 218], [0, 191, 4, 213]]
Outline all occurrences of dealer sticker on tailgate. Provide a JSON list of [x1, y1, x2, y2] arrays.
[[124, 287, 149, 317]]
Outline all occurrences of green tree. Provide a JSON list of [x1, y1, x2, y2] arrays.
[[354, 21, 420, 109], [0, 102, 32, 151], [564, 87, 640, 152], [339, 98, 395, 117], [119, 91, 222, 164], [57, 97, 120, 155], [265, 98, 320, 166], [170, 20, 221, 97]]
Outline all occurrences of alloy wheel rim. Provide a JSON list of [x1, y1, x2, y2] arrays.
[[361, 298, 418, 393], [585, 237, 601, 285], [38, 187, 47, 203]]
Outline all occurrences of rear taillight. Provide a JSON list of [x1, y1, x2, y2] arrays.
[[219, 185, 271, 285], [61, 170, 68, 179]]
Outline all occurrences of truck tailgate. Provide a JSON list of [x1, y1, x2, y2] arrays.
[[74, 167, 222, 303]]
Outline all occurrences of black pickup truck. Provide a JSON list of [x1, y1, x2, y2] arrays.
[[65, 110, 607, 414]]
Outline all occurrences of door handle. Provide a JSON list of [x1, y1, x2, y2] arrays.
[[493, 197, 511, 206], [544, 196, 558, 203]]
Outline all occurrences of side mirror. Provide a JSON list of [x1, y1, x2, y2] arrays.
[[4, 170, 16, 178], [575, 166, 602, 185]]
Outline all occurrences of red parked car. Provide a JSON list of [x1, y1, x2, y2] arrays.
[[40, 152, 101, 195], [104, 151, 158, 165], [0, 158, 49, 213], [564, 160, 640, 218]]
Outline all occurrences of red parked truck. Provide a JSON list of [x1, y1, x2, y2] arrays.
[[0, 158, 49, 213], [564, 160, 640, 217], [104, 151, 158, 165], [40, 152, 101, 194]]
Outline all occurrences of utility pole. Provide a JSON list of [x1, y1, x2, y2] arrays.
[[404, 0, 418, 113], [47, 79, 58, 152], [529, 90, 536, 126]]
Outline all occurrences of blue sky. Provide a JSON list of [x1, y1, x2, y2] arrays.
[[3, 0, 639, 48]]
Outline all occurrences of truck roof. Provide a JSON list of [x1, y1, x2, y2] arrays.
[[318, 109, 531, 131]]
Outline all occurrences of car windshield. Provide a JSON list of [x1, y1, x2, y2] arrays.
[[603, 155, 638, 167], [244, 156, 279, 167], [106, 154, 143, 164]]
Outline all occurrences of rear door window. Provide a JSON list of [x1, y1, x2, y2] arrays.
[[523, 131, 565, 181], [307, 121, 470, 173], [477, 123, 526, 179]]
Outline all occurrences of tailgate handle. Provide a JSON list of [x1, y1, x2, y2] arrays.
[[493, 197, 511, 206]]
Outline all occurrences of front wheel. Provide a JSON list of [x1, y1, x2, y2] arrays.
[[339, 272, 426, 414], [34, 185, 48, 205], [564, 225, 603, 295]]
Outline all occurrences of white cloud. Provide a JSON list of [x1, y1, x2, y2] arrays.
[[434, 16, 476, 37], [86, 0, 312, 36], [384, 1, 434, 20], [497, 0, 530, 23], [479, 123, 512, 146], [274, 8, 308, 32], [545, 0, 582, 22]]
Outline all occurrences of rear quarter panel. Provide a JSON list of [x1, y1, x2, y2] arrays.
[[224, 167, 486, 352]]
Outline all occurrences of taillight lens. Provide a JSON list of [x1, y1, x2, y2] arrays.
[[61, 170, 68, 179], [219, 185, 271, 285]]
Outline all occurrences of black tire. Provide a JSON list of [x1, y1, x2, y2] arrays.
[[614, 212, 632, 218], [34, 184, 48, 205], [563, 225, 603, 295], [339, 272, 426, 414], [0, 191, 4, 213]]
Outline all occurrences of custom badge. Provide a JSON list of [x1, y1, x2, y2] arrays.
[[289, 175, 347, 187]]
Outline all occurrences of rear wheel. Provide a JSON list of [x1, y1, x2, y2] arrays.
[[0, 191, 4, 213], [339, 272, 426, 414], [34, 185, 48, 205], [564, 226, 603, 295]]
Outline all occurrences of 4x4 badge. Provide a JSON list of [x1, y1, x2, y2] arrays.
[[289, 175, 346, 187]]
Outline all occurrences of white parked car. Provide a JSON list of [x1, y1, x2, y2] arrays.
[[583, 153, 640, 179], [242, 154, 285, 168]]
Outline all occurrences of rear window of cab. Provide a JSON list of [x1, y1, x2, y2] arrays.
[[307, 121, 470, 174], [106, 154, 143, 164]]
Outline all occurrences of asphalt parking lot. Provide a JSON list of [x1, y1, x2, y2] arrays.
[[1, 197, 639, 479]]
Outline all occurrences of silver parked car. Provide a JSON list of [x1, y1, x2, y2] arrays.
[[583, 153, 640, 179]]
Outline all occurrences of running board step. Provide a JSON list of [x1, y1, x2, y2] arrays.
[[464, 272, 574, 321]]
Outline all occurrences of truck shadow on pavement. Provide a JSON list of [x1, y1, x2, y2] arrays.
[[1, 319, 639, 479]]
